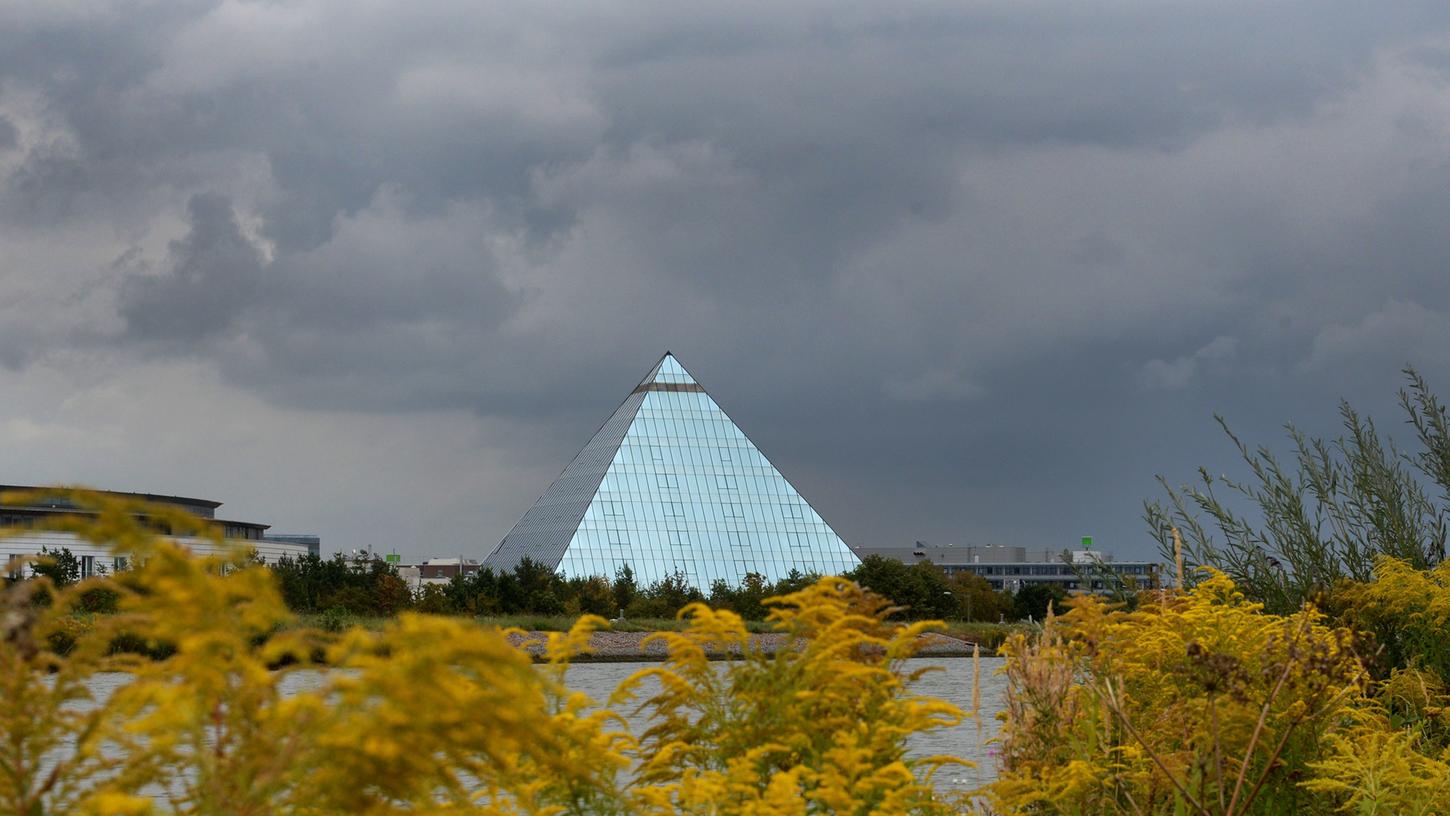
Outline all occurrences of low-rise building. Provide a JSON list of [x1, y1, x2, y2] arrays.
[[0, 484, 313, 577], [852, 543, 1160, 593], [398, 557, 483, 592]]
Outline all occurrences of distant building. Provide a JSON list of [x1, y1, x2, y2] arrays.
[[483, 352, 860, 591], [397, 557, 482, 592], [263, 534, 322, 557], [0, 484, 312, 577], [852, 543, 1160, 594]]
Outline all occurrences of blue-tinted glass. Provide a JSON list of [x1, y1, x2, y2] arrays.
[[492, 353, 859, 589]]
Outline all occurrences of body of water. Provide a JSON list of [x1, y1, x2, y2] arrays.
[[78, 656, 1006, 801], [553, 657, 1006, 792]]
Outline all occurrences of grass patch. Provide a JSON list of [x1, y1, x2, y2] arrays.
[[937, 620, 1029, 652]]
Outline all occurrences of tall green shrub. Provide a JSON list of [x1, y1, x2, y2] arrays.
[[1147, 367, 1450, 612]]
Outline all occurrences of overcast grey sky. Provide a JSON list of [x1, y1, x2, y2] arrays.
[[4, 1, 1450, 561]]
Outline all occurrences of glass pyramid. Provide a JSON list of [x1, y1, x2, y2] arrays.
[[483, 352, 860, 589]]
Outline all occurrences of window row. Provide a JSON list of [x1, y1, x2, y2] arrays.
[[596, 472, 803, 499], [612, 441, 768, 469], [568, 528, 842, 552], [555, 552, 854, 589], [584, 497, 824, 528]]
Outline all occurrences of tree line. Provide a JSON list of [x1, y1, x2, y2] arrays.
[[16, 516, 1138, 626], [15, 538, 1120, 624], [258, 548, 1077, 622]]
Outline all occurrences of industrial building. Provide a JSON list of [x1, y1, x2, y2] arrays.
[[852, 543, 1160, 593]]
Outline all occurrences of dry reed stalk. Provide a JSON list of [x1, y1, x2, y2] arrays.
[[1172, 525, 1185, 589]]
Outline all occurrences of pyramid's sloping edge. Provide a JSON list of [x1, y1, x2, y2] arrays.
[[482, 390, 646, 574]]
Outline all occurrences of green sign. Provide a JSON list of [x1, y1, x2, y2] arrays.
[[385, 553, 401, 564], [1081, 536, 1093, 549]]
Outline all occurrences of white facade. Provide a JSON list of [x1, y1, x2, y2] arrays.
[[2, 530, 311, 578]]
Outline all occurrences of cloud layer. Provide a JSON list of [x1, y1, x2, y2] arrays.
[[4, 1, 1450, 558]]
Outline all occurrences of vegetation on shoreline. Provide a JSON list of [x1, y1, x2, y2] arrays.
[[15, 370, 1450, 812], [2, 491, 970, 814], [293, 611, 1025, 645], [981, 367, 1450, 814], [14, 484, 1450, 813], [262, 546, 1048, 625]]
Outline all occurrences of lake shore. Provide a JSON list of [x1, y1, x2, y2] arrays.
[[505, 629, 985, 662]]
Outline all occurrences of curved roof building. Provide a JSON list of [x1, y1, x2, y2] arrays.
[[0, 484, 313, 577], [483, 353, 860, 590]]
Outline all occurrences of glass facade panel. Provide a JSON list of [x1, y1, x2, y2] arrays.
[[486, 353, 860, 589]]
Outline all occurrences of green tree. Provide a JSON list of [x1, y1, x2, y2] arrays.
[[32, 546, 80, 589], [563, 575, 615, 617], [846, 555, 969, 620], [947, 571, 1011, 622], [612, 564, 637, 615], [708, 572, 772, 620], [372, 570, 412, 615], [1011, 582, 1066, 621]]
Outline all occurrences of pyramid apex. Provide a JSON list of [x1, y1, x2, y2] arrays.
[[642, 351, 697, 387]]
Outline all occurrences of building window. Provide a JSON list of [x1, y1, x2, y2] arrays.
[[723, 502, 744, 519], [665, 502, 685, 518]]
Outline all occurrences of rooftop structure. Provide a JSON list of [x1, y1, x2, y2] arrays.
[[853, 543, 1161, 593], [263, 534, 322, 557], [483, 352, 860, 590]]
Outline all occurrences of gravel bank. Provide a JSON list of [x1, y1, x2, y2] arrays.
[[506, 630, 980, 662]]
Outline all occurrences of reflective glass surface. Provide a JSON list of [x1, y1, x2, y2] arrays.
[[485, 353, 860, 589]]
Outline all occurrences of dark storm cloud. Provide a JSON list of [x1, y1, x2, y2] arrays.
[[5, 1, 1450, 556], [121, 192, 264, 343], [117, 187, 521, 411]]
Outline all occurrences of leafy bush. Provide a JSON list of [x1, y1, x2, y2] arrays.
[[269, 550, 414, 616]]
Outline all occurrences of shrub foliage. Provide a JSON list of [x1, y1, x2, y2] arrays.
[[1147, 367, 1450, 613]]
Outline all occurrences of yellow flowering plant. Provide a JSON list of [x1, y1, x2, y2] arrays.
[[982, 566, 1450, 816], [0, 489, 969, 815], [617, 578, 969, 815], [986, 572, 1368, 816]]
